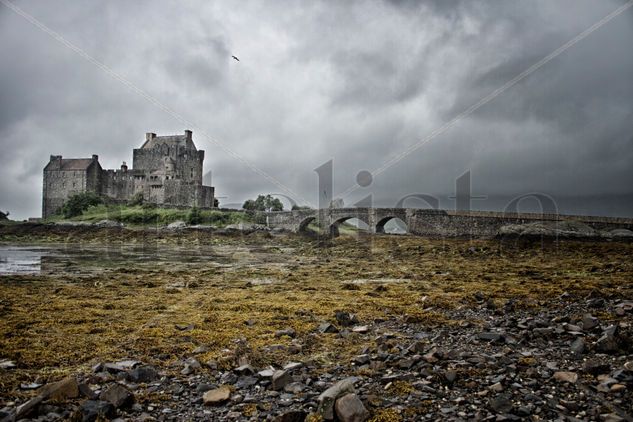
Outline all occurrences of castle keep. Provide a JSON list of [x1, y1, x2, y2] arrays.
[[42, 130, 215, 218]]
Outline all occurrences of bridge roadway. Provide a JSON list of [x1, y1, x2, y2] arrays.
[[263, 207, 633, 237]]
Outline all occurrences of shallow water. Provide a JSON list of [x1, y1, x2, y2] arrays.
[[0, 243, 255, 275]]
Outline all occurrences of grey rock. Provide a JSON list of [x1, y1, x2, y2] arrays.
[[272, 370, 292, 390], [99, 384, 133, 408], [79, 400, 115, 422], [318, 377, 357, 420], [489, 394, 513, 413], [129, 365, 158, 383], [335, 393, 369, 422], [318, 323, 339, 334]]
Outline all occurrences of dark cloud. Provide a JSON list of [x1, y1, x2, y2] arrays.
[[1, 0, 632, 219]]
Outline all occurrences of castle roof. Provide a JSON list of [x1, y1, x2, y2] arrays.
[[58, 159, 95, 170], [44, 157, 98, 171], [140, 134, 197, 151]]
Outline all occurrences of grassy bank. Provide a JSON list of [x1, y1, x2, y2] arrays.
[[45, 204, 251, 227]]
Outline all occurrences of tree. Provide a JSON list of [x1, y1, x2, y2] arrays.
[[0, 210, 9, 221], [128, 192, 144, 206], [61, 192, 103, 218], [213, 198, 219, 208], [242, 194, 283, 212]]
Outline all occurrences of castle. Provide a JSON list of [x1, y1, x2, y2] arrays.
[[42, 130, 215, 218]]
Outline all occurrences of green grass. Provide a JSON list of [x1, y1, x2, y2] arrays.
[[46, 204, 251, 227]]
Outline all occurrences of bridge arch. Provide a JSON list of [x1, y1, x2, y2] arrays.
[[376, 216, 408, 234], [329, 216, 370, 237], [298, 216, 317, 234]]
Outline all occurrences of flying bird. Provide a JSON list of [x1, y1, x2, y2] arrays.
[[232, 55, 240, 62]]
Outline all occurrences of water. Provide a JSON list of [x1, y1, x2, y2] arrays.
[[0, 243, 240, 275], [0, 242, 294, 276]]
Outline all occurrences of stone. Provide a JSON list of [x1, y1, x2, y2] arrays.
[[79, 400, 115, 422], [0, 360, 17, 370], [352, 325, 369, 334], [235, 364, 256, 375], [318, 377, 356, 420], [335, 393, 369, 422], [275, 328, 297, 338], [582, 314, 599, 330], [15, 395, 44, 420], [272, 370, 292, 390], [318, 322, 339, 334], [489, 394, 513, 413], [489, 382, 504, 392], [203, 386, 231, 405], [273, 410, 308, 422], [570, 338, 585, 357], [478, 332, 504, 342], [99, 384, 133, 408], [335, 311, 359, 327], [129, 365, 158, 383], [584, 361, 610, 375], [192, 345, 210, 354], [167, 220, 187, 229], [40, 377, 80, 401], [553, 371, 578, 383]]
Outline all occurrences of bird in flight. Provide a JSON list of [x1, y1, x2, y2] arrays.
[[232, 55, 240, 62]]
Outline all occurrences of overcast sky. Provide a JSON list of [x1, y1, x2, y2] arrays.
[[1, 0, 632, 219]]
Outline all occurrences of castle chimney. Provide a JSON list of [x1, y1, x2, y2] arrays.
[[145, 132, 156, 142], [185, 130, 192, 140], [121, 161, 128, 172], [92, 154, 99, 161], [50, 155, 62, 162]]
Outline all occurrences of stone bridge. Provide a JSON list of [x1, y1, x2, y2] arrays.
[[263, 208, 633, 238]]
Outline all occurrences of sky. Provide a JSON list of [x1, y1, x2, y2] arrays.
[[1, 0, 632, 219]]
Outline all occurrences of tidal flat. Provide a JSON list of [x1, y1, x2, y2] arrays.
[[0, 226, 632, 421]]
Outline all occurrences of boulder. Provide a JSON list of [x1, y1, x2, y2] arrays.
[[203, 386, 231, 405], [335, 393, 369, 422], [99, 384, 133, 408], [272, 370, 292, 390], [40, 377, 80, 402], [318, 377, 357, 420]]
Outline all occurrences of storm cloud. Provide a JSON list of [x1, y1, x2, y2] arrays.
[[1, 0, 632, 219]]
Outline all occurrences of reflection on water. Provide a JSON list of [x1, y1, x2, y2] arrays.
[[0, 246, 46, 274], [0, 243, 238, 275]]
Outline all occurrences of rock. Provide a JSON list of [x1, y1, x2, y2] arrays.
[[283, 361, 303, 371], [167, 220, 187, 229], [129, 365, 158, 383], [335, 311, 359, 327], [94, 219, 122, 228], [353, 354, 370, 365], [553, 371, 578, 383], [79, 400, 115, 422], [444, 370, 458, 384], [570, 338, 585, 357], [489, 394, 513, 413], [352, 325, 369, 333], [258, 367, 276, 379], [272, 370, 292, 390], [273, 410, 308, 422], [582, 314, 599, 330], [40, 377, 80, 401], [478, 332, 504, 342], [0, 360, 17, 370], [275, 328, 297, 338], [192, 345, 210, 354], [318, 377, 356, 420], [15, 395, 44, 420], [489, 382, 504, 392], [203, 386, 231, 405], [318, 322, 339, 334], [335, 393, 369, 422], [235, 364, 256, 375], [99, 384, 133, 408], [584, 361, 610, 375]]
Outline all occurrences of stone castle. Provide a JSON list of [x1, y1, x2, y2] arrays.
[[42, 130, 215, 218]]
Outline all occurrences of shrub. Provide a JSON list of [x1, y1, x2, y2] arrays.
[[186, 207, 202, 225], [62, 192, 103, 218]]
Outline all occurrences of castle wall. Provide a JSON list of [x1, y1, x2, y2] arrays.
[[42, 158, 101, 218], [43, 131, 215, 217]]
